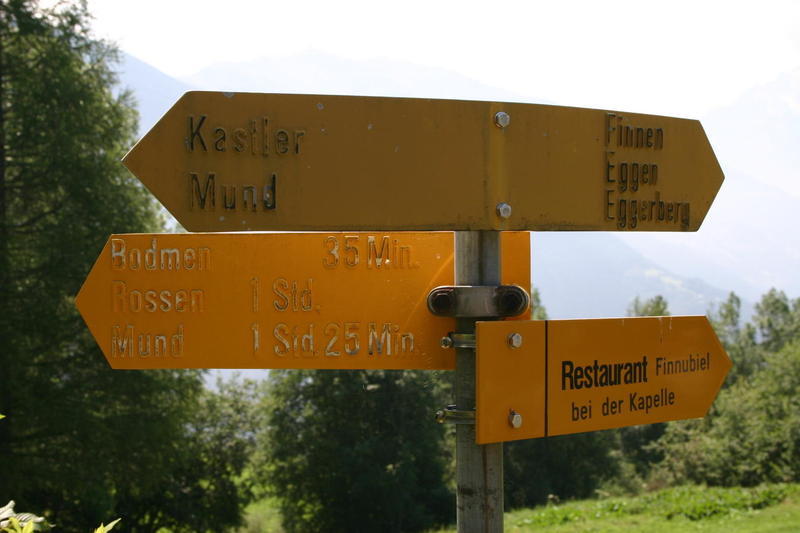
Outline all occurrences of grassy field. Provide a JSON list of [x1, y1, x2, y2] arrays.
[[237, 484, 800, 532]]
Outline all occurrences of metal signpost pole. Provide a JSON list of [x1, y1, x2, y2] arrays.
[[455, 231, 503, 532]]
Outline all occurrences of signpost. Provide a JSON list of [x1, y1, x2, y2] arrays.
[[77, 231, 530, 369], [474, 317, 732, 444], [77, 91, 731, 532], [122, 92, 724, 232]]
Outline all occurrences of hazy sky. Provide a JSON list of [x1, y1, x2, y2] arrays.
[[87, 0, 800, 118]]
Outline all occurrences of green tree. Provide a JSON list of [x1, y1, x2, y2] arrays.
[[654, 340, 800, 486], [258, 370, 453, 533], [707, 289, 799, 386], [653, 288, 800, 488], [0, 2, 253, 530], [504, 431, 619, 508], [530, 287, 547, 320], [627, 294, 670, 317], [708, 292, 760, 384], [120, 377, 263, 532], [753, 288, 800, 353]]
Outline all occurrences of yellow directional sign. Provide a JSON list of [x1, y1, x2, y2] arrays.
[[123, 92, 724, 232], [475, 316, 731, 444], [77, 232, 529, 370]]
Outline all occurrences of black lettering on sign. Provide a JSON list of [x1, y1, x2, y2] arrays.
[[605, 113, 664, 150], [214, 128, 226, 151], [187, 115, 207, 152], [276, 129, 290, 154], [187, 172, 277, 213], [187, 115, 306, 157], [561, 357, 649, 390], [190, 172, 215, 209]]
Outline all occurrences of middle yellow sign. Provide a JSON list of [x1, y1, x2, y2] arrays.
[[77, 232, 530, 370]]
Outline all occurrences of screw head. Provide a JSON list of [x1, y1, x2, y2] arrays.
[[494, 111, 511, 128], [496, 202, 512, 219], [509, 410, 523, 429], [507, 333, 523, 349], [440, 336, 454, 349]]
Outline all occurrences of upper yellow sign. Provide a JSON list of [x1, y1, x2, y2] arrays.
[[475, 316, 731, 444], [76, 231, 530, 370], [123, 92, 724, 232]]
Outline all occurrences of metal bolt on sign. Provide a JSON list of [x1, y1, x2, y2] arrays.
[[496, 202, 512, 219], [494, 111, 511, 128]]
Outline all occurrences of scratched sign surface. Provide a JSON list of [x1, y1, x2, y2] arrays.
[[77, 232, 530, 369], [123, 92, 724, 232]]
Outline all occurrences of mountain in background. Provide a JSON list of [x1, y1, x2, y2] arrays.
[[704, 69, 800, 199], [531, 232, 738, 319], [118, 54, 195, 135], [616, 170, 798, 303], [115, 50, 800, 323], [183, 51, 532, 104], [614, 68, 800, 303]]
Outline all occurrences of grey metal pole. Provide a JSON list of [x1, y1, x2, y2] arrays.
[[455, 231, 503, 532]]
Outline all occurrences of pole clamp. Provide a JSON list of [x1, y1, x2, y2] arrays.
[[427, 285, 530, 318], [435, 405, 476, 425]]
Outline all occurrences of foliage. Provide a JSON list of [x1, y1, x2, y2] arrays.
[[0, 1, 254, 530], [108, 377, 261, 532], [530, 287, 548, 320], [137, 377, 263, 532], [652, 289, 800, 488], [654, 340, 800, 487], [233, 498, 285, 533], [709, 289, 800, 385], [708, 292, 761, 385], [752, 289, 800, 353], [641, 484, 788, 520], [615, 422, 666, 480], [258, 369, 453, 533], [430, 483, 797, 532], [504, 431, 620, 509], [627, 295, 670, 317]]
